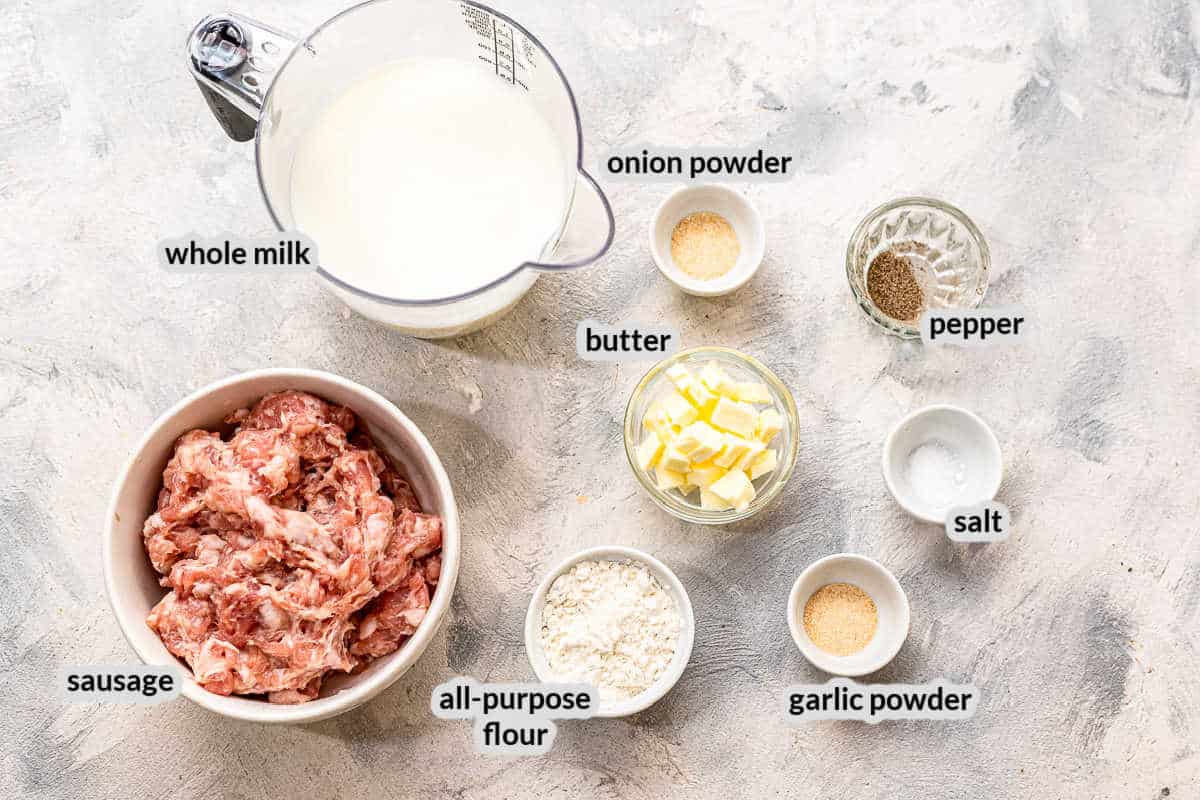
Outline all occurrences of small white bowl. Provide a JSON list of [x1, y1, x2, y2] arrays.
[[787, 554, 910, 676], [524, 546, 694, 717], [103, 368, 460, 724], [649, 184, 765, 296], [882, 404, 1003, 524]]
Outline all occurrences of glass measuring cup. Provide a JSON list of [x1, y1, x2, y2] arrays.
[[188, 1, 615, 338]]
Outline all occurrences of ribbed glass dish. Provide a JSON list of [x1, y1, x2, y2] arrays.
[[846, 197, 990, 339]]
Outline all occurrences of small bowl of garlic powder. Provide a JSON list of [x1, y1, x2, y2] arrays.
[[650, 184, 765, 296], [524, 546, 695, 717], [787, 553, 910, 676]]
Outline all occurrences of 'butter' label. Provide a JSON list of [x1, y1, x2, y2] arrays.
[[576, 320, 679, 362], [921, 307, 1027, 347]]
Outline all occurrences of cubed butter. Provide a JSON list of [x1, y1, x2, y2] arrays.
[[757, 409, 784, 443], [642, 401, 663, 431], [735, 381, 771, 404], [637, 357, 789, 510], [655, 467, 691, 493], [748, 448, 778, 480], [712, 433, 754, 468], [660, 444, 691, 473], [684, 380, 718, 414], [700, 363, 739, 398], [665, 364, 696, 393], [733, 438, 767, 472], [709, 469, 756, 511], [700, 489, 732, 511], [710, 397, 759, 439], [644, 406, 673, 437], [674, 421, 724, 463], [661, 390, 699, 427], [688, 462, 728, 488], [635, 436, 663, 471]]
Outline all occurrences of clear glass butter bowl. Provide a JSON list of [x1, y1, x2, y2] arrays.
[[623, 347, 799, 525]]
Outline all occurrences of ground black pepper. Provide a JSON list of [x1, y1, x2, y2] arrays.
[[867, 250, 924, 322]]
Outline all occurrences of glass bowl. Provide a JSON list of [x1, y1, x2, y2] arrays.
[[846, 197, 990, 339], [623, 347, 799, 525]]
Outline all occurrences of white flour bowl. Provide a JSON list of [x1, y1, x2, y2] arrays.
[[103, 368, 460, 724], [524, 546, 694, 718]]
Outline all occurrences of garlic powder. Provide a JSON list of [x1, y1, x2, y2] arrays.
[[538, 559, 681, 703]]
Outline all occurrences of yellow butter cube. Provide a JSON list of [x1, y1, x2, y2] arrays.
[[645, 408, 677, 443], [735, 381, 771, 405], [710, 397, 759, 439], [709, 469, 756, 511], [688, 462, 728, 488], [643, 400, 672, 431], [700, 489, 732, 511], [675, 421, 724, 463], [733, 438, 767, 472], [655, 467, 690, 493], [700, 363, 739, 398], [748, 448, 778, 480], [661, 390, 699, 427], [635, 436, 663, 471], [684, 380, 718, 414], [665, 364, 696, 393], [659, 444, 691, 474], [756, 409, 784, 443], [642, 401, 663, 431], [712, 433, 754, 469]]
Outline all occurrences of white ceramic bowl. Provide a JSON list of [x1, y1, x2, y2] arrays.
[[649, 184, 765, 296], [787, 554, 910, 676], [882, 404, 1003, 524], [524, 546, 694, 717], [102, 368, 460, 724]]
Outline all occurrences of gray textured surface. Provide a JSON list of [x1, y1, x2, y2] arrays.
[[1, 0, 1197, 797]]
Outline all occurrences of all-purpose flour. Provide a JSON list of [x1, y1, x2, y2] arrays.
[[538, 560, 681, 702]]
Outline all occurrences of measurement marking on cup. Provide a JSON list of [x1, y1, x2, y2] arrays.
[[491, 18, 517, 84], [507, 28, 516, 84]]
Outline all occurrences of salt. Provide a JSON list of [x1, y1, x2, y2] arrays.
[[905, 439, 967, 511]]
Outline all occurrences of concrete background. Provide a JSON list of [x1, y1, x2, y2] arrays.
[[1, 0, 1196, 797]]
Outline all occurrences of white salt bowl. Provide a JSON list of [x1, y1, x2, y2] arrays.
[[881, 404, 1003, 524]]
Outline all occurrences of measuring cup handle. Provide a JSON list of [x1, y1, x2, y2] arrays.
[[187, 13, 299, 142], [541, 170, 616, 269]]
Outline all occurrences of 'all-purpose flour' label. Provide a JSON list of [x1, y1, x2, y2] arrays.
[[431, 678, 595, 756]]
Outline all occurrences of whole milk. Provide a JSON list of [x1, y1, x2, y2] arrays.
[[290, 58, 570, 301]]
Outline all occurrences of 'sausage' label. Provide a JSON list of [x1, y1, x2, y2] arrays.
[[62, 664, 182, 704]]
